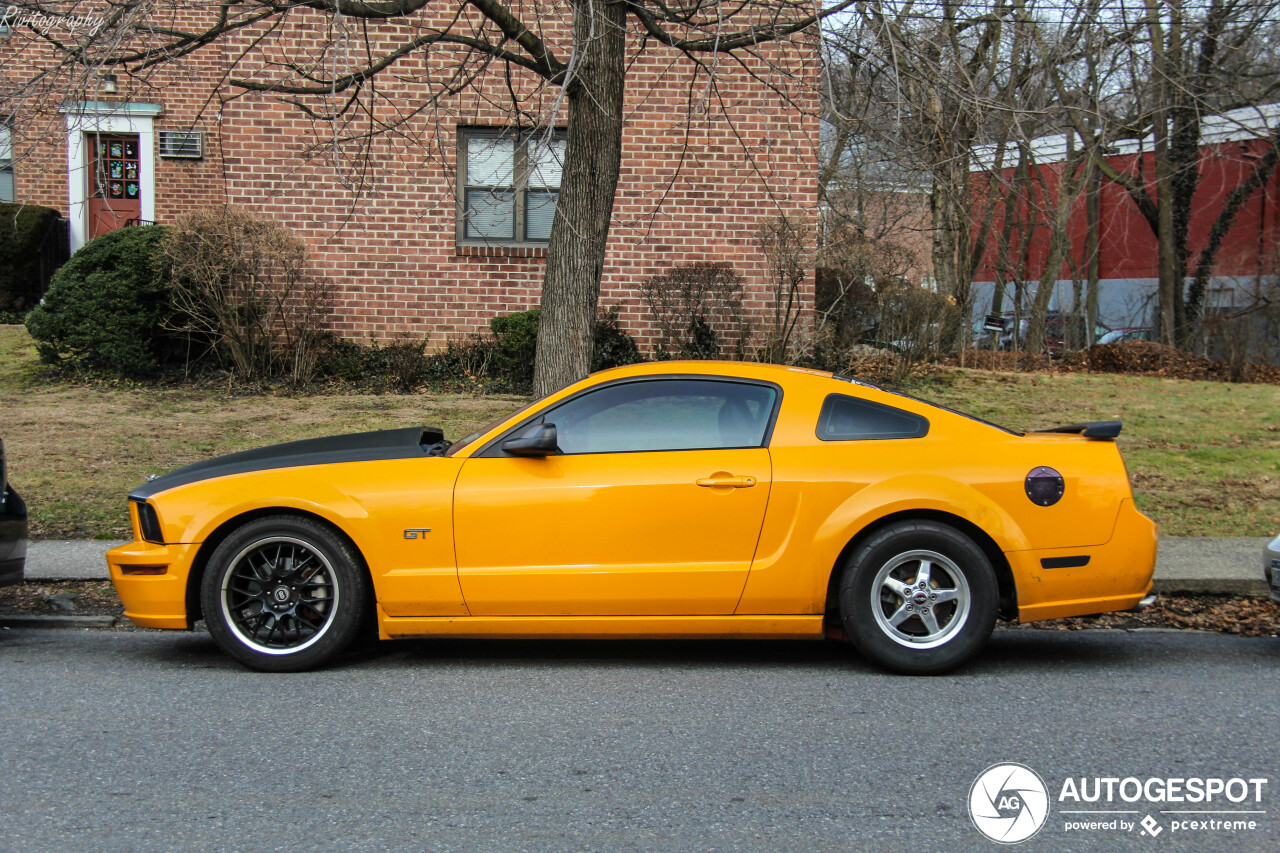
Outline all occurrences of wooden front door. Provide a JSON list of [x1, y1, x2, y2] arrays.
[[87, 134, 142, 239]]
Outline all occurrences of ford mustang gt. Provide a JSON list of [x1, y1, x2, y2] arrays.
[[107, 361, 1157, 673]]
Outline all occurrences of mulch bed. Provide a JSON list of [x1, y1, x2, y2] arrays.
[[0, 580, 124, 617], [2, 582, 1276, 636], [1002, 593, 1279, 636], [949, 341, 1280, 384]]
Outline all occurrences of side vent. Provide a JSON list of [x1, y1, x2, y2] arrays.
[[158, 130, 203, 159]]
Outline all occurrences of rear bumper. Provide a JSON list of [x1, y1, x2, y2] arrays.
[[1012, 498, 1157, 622], [106, 540, 200, 629], [0, 485, 27, 588]]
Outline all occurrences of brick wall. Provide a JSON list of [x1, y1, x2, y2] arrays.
[[3, 4, 818, 353]]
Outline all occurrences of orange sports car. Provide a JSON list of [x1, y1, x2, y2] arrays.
[[107, 361, 1156, 673]]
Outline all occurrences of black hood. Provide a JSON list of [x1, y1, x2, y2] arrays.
[[129, 426, 445, 500]]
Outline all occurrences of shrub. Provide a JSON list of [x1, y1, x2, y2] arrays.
[[640, 262, 749, 360], [162, 206, 333, 383], [592, 306, 642, 371], [487, 307, 642, 387], [25, 225, 171, 376], [0, 203, 62, 312], [489, 309, 541, 386]]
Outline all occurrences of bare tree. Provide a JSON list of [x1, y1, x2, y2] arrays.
[[825, 0, 1058, 350], [1040, 0, 1280, 348], [2, 0, 853, 395]]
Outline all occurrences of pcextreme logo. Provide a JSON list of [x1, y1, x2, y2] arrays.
[[969, 763, 1051, 844]]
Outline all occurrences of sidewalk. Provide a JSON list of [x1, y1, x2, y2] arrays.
[[21, 536, 1272, 595]]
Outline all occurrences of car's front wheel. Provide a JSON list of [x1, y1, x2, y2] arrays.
[[200, 515, 370, 672], [839, 520, 998, 674]]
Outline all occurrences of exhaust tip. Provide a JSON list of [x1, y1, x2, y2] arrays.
[[1129, 593, 1157, 612]]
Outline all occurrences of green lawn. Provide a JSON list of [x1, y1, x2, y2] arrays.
[[2, 325, 1276, 538], [908, 370, 1279, 536]]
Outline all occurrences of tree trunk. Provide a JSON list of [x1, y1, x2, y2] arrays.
[[1186, 129, 1279, 327], [532, 0, 627, 397], [1084, 159, 1101, 346]]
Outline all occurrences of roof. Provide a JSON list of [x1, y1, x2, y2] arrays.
[[971, 103, 1280, 171]]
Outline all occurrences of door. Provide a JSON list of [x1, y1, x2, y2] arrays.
[[453, 377, 779, 616], [88, 134, 142, 238]]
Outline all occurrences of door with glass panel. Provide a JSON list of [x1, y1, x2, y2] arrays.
[[453, 378, 779, 616], [88, 133, 142, 238]]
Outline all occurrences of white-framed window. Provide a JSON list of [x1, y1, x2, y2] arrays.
[[0, 119, 13, 203], [458, 128, 565, 244]]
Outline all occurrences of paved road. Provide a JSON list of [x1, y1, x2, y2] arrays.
[[1, 628, 1278, 852]]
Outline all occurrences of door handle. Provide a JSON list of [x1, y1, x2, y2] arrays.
[[696, 475, 756, 488]]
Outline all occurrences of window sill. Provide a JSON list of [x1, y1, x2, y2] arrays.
[[455, 244, 548, 259]]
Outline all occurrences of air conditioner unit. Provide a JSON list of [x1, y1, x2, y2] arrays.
[[158, 130, 203, 159]]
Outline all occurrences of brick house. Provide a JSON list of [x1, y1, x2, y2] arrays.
[[1, 5, 819, 350]]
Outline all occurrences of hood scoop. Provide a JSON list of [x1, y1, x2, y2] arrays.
[[130, 426, 447, 499]]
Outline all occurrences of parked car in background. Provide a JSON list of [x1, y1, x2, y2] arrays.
[[1097, 327, 1156, 345], [1266, 534, 1280, 606], [0, 438, 28, 588], [998, 312, 1110, 354], [109, 361, 1156, 675]]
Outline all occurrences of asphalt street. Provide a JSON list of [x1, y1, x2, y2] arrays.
[[1, 628, 1277, 853]]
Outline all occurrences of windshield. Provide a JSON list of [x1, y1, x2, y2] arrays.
[[445, 395, 547, 457]]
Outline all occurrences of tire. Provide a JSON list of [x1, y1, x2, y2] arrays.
[[839, 521, 998, 675], [200, 515, 372, 672]]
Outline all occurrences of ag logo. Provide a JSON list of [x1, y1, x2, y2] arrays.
[[969, 763, 1050, 844]]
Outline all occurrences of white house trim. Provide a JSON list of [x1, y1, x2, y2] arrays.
[[61, 102, 161, 251]]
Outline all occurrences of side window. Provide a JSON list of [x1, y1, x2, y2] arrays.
[[542, 379, 777, 454], [817, 394, 928, 441], [458, 128, 565, 244]]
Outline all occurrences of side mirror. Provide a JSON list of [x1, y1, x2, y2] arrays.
[[502, 423, 559, 457]]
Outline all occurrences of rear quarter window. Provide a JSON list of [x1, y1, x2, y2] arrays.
[[816, 394, 929, 441]]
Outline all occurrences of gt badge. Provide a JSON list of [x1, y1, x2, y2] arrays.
[[403, 528, 432, 539]]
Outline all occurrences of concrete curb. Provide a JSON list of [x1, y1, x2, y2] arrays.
[[0, 614, 121, 629], [24, 540, 126, 580], [1152, 578, 1268, 596]]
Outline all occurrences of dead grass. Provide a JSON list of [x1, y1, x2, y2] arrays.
[[1, 325, 522, 539], [3, 325, 1277, 539], [906, 370, 1280, 536]]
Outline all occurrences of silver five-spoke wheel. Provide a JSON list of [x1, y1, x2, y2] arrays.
[[840, 521, 998, 674], [871, 549, 971, 650]]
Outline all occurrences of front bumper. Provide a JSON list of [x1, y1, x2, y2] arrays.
[[1011, 498, 1158, 622], [1266, 534, 1280, 606], [0, 485, 28, 588], [106, 539, 201, 629]]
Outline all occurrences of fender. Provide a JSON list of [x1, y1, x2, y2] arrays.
[[738, 474, 1031, 615], [818, 474, 1031, 556], [810, 474, 1031, 600], [148, 468, 372, 550]]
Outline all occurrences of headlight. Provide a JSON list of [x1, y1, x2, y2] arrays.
[[133, 500, 164, 544]]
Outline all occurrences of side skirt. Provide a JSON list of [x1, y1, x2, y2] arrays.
[[377, 611, 825, 641]]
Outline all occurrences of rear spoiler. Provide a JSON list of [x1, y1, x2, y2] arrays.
[[1035, 421, 1122, 440]]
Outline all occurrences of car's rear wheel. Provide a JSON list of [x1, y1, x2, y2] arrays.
[[200, 515, 370, 672], [839, 520, 998, 674]]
